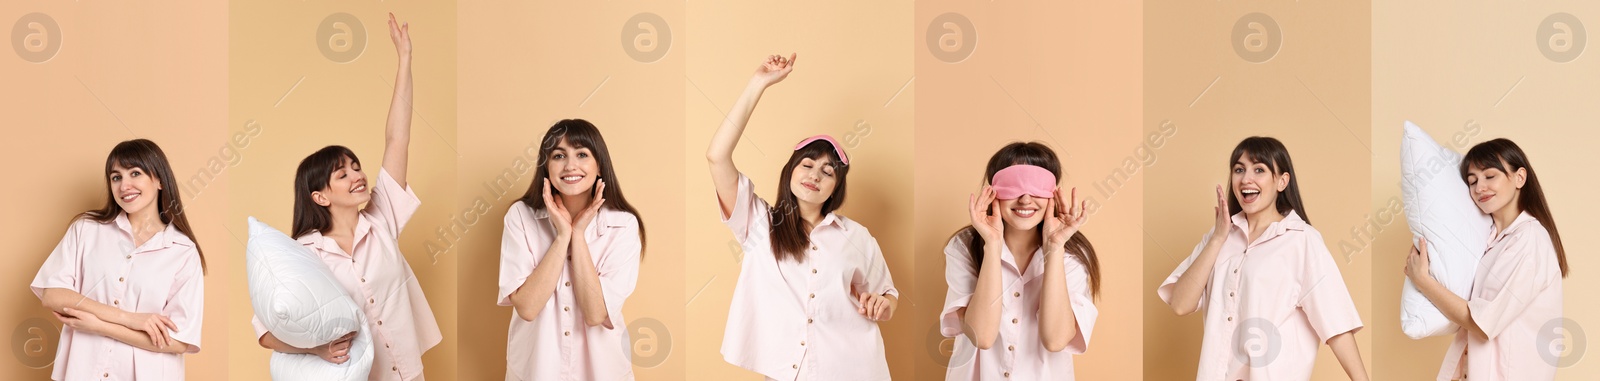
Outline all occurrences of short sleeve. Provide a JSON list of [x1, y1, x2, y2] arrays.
[[497, 204, 545, 307], [31, 219, 87, 298], [718, 173, 768, 244], [940, 232, 977, 338], [1468, 233, 1558, 340], [163, 249, 206, 353], [847, 232, 898, 302], [1297, 231, 1363, 343], [251, 315, 269, 340], [594, 212, 643, 328], [364, 168, 422, 235], [1156, 230, 1216, 311], [1062, 252, 1099, 354]]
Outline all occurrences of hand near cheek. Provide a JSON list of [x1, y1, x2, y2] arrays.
[[857, 292, 893, 321]]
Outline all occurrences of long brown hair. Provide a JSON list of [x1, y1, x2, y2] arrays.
[[79, 139, 206, 274], [515, 119, 647, 254], [949, 142, 1100, 298], [769, 139, 850, 262], [1227, 136, 1310, 224], [1460, 138, 1567, 277], [291, 145, 360, 239]]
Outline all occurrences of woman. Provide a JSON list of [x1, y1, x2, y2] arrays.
[[1158, 136, 1367, 380], [252, 13, 442, 381], [498, 119, 647, 380], [1406, 138, 1565, 380], [706, 54, 899, 381], [941, 142, 1100, 380], [32, 138, 207, 380]]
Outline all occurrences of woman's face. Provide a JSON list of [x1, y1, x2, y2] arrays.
[[1465, 161, 1524, 215], [315, 156, 370, 208], [998, 193, 1048, 231], [788, 156, 838, 206], [109, 162, 162, 217], [546, 137, 601, 197], [1231, 154, 1289, 217]]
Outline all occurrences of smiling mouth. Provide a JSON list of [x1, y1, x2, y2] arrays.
[[1477, 194, 1493, 203], [561, 175, 584, 185], [351, 183, 367, 193], [120, 192, 140, 202], [801, 183, 819, 192], [1012, 206, 1039, 218], [1240, 189, 1261, 203]]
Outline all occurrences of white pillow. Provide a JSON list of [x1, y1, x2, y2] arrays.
[[1398, 121, 1492, 339], [246, 217, 374, 380]]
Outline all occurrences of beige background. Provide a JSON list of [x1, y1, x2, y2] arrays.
[[682, 1, 916, 379], [1143, 1, 1373, 380], [456, 1, 687, 380], [1371, 2, 1600, 379], [913, 0, 1145, 379], [227, 1, 458, 380], [0, 1, 230, 379]]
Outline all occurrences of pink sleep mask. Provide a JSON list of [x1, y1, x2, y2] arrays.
[[991, 165, 1057, 200], [794, 135, 849, 166]]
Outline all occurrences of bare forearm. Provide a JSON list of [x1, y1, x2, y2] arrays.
[[1169, 240, 1224, 315], [961, 244, 1006, 349], [99, 323, 189, 354], [881, 294, 899, 321], [258, 331, 313, 354], [708, 81, 769, 215], [383, 58, 413, 185], [1038, 248, 1077, 352], [706, 81, 766, 164], [567, 236, 611, 327], [1327, 331, 1368, 381], [42, 288, 128, 327], [511, 237, 570, 322], [1415, 275, 1485, 338]]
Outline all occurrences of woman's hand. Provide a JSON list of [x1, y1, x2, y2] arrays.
[[387, 13, 411, 62], [1212, 184, 1232, 237], [969, 185, 1003, 242], [1043, 187, 1087, 253], [542, 178, 575, 240], [118, 312, 179, 349], [751, 53, 796, 88], [858, 292, 893, 321], [572, 179, 608, 232], [313, 332, 358, 365], [1405, 237, 1433, 285]]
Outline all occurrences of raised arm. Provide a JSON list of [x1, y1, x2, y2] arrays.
[[1168, 185, 1231, 316], [958, 186, 1006, 349], [1039, 188, 1086, 352], [568, 180, 614, 328], [508, 180, 575, 322], [382, 12, 413, 186], [707, 54, 796, 216]]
